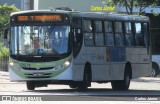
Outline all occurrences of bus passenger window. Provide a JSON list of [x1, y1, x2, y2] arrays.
[[104, 21, 114, 46], [135, 23, 144, 46], [84, 33, 94, 46], [105, 33, 114, 45], [114, 22, 124, 46], [104, 21, 112, 33], [83, 20, 92, 32], [125, 22, 132, 33], [143, 23, 149, 47], [95, 33, 103, 46], [83, 20, 94, 46], [95, 21, 102, 32], [95, 21, 104, 46], [125, 22, 134, 46]]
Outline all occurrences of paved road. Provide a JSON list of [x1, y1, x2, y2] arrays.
[[0, 70, 160, 103]]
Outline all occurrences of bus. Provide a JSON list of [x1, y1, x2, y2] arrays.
[[8, 9, 151, 90], [146, 13, 160, 77], [119, 6, 160, 77]]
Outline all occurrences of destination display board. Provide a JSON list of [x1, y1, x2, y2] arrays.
[[17, 15, 62, 22]]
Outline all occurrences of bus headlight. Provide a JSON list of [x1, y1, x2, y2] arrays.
[[9, 62, 22, 71], [9, 62, 14, 66], [53, 61, 71, 71], [64, 61, 70, 67]]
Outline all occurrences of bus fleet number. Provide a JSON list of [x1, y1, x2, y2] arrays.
[[19, 63, 31, 68]]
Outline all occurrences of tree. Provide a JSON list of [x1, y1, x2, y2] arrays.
[[102, 0, 158, 15], [138, 0, 158, 15], [0, 4, 20, 70], [0, 3, 20, 36]]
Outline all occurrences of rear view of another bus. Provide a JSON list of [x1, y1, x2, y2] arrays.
[[147, 14, 160, 77]]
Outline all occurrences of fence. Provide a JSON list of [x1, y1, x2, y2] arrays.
[[0, 37, 9, 71], [0, 55, 9, 71]]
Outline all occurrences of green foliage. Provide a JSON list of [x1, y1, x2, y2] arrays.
[[151, 9, 159, 16], [0, 42, 9, 61], [0, 4, 19, 62], [0, 3, 20, 34], [102, 0, 159, 15]]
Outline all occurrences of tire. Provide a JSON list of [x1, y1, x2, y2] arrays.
[[26, 81, 36, 90], [69, 83, 77, 89], [77, 66, 91, 90], [111, 70, 131, 90], [151, 65, 159, 77]]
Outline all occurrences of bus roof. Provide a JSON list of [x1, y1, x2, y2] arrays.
[[11, 10, 149, 22]]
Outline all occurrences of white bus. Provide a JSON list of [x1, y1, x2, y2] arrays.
[[8, 9, 151, 90], [146, 13, 160, 77]]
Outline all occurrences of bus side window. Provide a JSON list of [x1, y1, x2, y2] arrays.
[[114, 22, 124, 46], [83, 20, 94, 46], [94, 21, 104, 46], [135, 23, 144, 46], [125, 22, 134, 46], [104, 21, 114, 46], [143, 23, 149, 47]]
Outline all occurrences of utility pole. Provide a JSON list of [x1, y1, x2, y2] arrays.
[[21, 0, 34, 10]]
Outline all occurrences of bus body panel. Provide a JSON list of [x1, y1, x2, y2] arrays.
[[73, 46, 126, 81], [9, 57, 73, 81], [73, 45, 151, 81], [131, 63, 151, 78], [126, 48, 151, 78], [73, 64, 84, 81], [9, 64, 73, 81], [110, 63, 125, 80], [73, 47, 107, 64]]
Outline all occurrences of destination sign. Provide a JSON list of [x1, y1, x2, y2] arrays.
[[17, 15, 62, 22]]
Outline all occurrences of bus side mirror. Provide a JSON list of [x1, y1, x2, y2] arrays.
[[4, 28, 8, 39]]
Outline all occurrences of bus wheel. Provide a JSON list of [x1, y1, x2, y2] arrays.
[[77, 66, 91, 90], [26, 81, 35, 90], [151, 65, 159, 77], [111, 70, 131, 90], [69, 83, 77, 89]]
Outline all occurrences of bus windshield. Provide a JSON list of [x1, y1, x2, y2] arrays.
[[10, 25, 70, 56]]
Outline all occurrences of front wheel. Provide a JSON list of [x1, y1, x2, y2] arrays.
[[26, 81, 35, 90], [111, 70, 131, 90]]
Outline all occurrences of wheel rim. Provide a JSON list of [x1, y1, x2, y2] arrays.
[[151, 68, 156, 77]]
